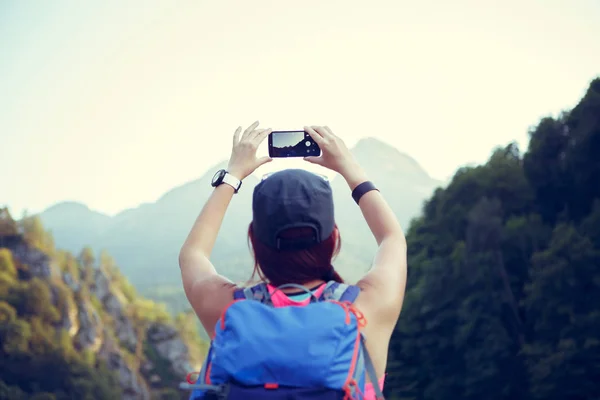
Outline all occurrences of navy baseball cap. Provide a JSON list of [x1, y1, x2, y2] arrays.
[[252, 169, 335, 251]]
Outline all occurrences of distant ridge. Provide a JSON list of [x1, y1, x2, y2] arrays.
[[43, 201, 109, 217], [352, 137, 439, 183], [37, 137, 443, 310]]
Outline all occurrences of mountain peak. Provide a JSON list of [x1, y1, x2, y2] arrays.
[[41, 202, 111, 224], [353, 136, 395, 150], [352, 137, 411, 159], [351, 137, 434, 182], [43, 201, 96, 215], [155, 159, 230, 205]]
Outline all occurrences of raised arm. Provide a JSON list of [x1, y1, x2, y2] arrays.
[[304, 126, 407, 323], [179, 121, 272, 335], [342, 165, 407, 313]]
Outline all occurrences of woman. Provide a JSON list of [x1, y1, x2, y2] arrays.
[[179, 122, 407, 399]]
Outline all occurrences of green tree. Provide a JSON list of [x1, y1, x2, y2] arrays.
[[0, 301, 16, 323], [175, 310, 209, 363], [580, 199, 600, 248], [152, 388, 181, 400], [17, 215, 55, 254], [56, 328, 77, 361], [0, 250, 17, 299], [99, 249, 116, 276], [29, 393, 56, 400], [0, 380, 26, 400], [79, 247, 96, 287], [101, 250, 138, 302], [562, 79, 600, 221], [9, 278, 60, 324], [57, 250, 81, 282], [0, 317, 31, 354], [0, 249, 17, 278], [27, 317, 58, 356], [0, 207, 18, 237], [385, 77, 600, 400], [523, 116, 569, 225], [79, 247, 95, 269], [523, 224, 600, 399], [456, 197, 527, 399]]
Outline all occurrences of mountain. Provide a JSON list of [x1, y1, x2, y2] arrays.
[[39, 202, 112, 252], [0, 210, 205, 400], [331, 137, 442, 266], [37, 139, 442, 311]]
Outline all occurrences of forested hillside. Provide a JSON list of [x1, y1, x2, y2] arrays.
[[0, 209, 206, 400], [385, 78, 600, 399]]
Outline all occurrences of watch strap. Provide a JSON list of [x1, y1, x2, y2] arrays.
[[351, 181, 379, 205], [221, 172, 242, 193]]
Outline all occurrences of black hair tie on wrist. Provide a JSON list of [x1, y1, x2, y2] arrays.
[[352, 181, 379, 205]]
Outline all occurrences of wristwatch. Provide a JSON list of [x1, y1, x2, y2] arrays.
[[211, 169, 242, 193]]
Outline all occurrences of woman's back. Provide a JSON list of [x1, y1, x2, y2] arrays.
[[178, 123, 407, 399]]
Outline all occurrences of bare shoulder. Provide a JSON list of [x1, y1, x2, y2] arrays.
[[354, 274, 404, 332], [187, 275, 238, 338]]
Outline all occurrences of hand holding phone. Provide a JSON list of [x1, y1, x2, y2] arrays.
[[268, 130, 321, 158]]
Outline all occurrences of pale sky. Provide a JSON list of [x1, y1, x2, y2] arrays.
[[1, 0, 599, 217]]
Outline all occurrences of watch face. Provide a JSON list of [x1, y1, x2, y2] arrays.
[[212, 169, 225, 186]]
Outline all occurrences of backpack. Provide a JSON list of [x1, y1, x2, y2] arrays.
[[181, 281, 385, 400]]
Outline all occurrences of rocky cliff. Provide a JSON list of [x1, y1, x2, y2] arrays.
[[0, 214, 205, 400]]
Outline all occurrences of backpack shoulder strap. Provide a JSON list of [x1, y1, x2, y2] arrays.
[[233, 282, 272, 305], [234, 281, 361, 305], [319, 281, 361, 303], [358, 335, 385, 399], [322, 282, 383, 397]]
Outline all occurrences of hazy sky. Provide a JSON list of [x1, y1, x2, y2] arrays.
[[1, 0, 599, 217]]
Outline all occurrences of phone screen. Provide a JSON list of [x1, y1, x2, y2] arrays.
[[268, 131, 321, 158]]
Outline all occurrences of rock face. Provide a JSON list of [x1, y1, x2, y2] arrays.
[[89, 268, 137, 352], [74, 303, 103, 352], [0, 233, 196, 400], [99, 328, 151, 400], [147, 323, 193, 378], [62, 270, 80, 291], [4, 235, 52, 279], [51, 283, 79, 337]]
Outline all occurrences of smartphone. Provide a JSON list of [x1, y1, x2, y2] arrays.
[[268, 130, 321, 158]]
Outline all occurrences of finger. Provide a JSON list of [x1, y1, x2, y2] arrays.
[[304, 156, 323, 165], [313, 126, 332, 139], [248, 128, 267, 140], [251, 128, 272, 144], [256, 156, 273, 167], [242, 121, 260, 140], [304, 126, 325, 144], [306, 126, 324, 138], [232, 126, 242, 147], [324, 126, 337, 138]]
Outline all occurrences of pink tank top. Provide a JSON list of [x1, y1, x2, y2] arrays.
[[267, 284, 386, 400]]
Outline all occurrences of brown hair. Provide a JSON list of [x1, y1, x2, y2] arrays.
[[247, 222, 344, 287]]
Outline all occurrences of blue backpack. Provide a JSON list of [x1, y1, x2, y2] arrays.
[[181, 281, 385, 400]]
